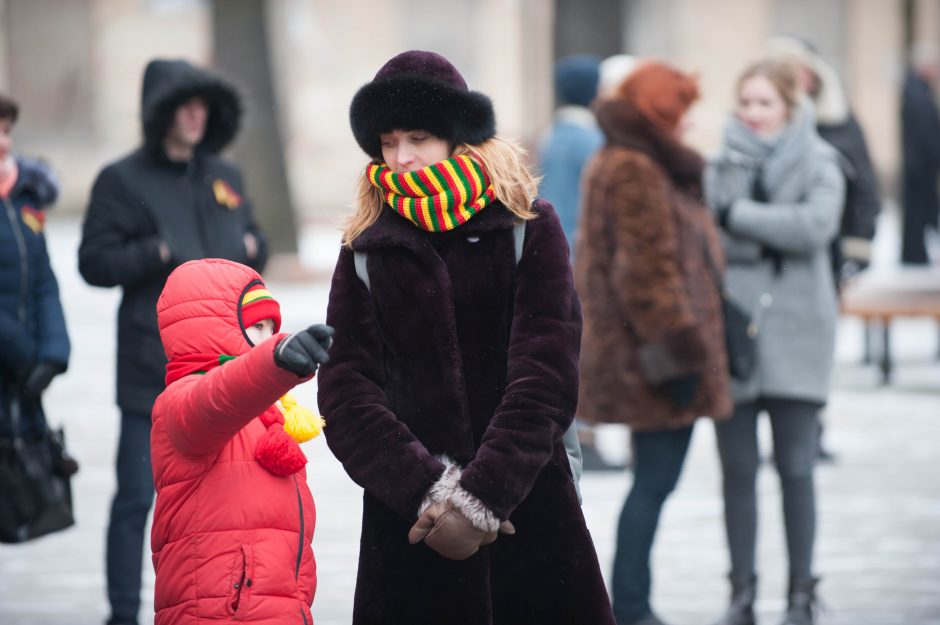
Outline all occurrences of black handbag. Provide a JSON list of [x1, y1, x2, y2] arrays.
[[720, 291, 758, 380], [0, 396, 78, 543], [703, 237, 758, 380]]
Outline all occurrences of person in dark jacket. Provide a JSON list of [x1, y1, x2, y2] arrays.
[[77, 59, 267, 625], [0, 93, 70, 441], [764, 36, 881, 284], [317, 50, 615, 625], [576, 62, 732, 625], [763, 37, 883, 463], [900, 44, 940, 264]]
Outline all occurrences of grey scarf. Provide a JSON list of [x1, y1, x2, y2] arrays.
[[720, 99, 818, 202]]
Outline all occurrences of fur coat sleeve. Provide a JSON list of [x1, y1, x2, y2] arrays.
[[318, 248, 447, 520], [457, 202, 582, 520]]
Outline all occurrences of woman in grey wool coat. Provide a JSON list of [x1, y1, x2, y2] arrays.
[[705, 58, 844, 625]]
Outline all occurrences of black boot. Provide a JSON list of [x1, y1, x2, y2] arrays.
[[711, 575, 756, 625], [779, 577, 819, 625]]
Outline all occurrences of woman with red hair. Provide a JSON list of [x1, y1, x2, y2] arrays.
[[576, 62, 732, 625]]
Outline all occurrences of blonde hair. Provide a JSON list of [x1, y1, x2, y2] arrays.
[[343, 135, 539, 247], [736, 58, 801, 114]]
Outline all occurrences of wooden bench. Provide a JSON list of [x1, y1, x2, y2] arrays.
[[840, 267, 940, 383]]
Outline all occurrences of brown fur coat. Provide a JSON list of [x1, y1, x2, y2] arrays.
[[575, 97, 732, 430]]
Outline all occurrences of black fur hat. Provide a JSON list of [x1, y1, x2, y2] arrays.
[[349, 50, 496, 158]]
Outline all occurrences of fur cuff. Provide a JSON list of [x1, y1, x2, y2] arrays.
[[417, 456, 500, 532], [449, 484, 500, 533], [417, 456, 462, 517]]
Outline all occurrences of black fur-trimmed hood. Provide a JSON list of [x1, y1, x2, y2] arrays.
[[349, 53, 496, 159], [140, 59, 241, 156]]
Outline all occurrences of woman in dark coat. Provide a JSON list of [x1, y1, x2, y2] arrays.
[[575, 62, 732, 625], [316, 50, 614, 625], [0, 93, 70, 443]]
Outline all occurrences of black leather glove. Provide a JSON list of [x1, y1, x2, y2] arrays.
[[274, 324, 335, 377], [761, 244, 785, 276], [660, 374, 700, 409], [22, 361, 66, 402]]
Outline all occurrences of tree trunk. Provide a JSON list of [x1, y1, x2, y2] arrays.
[[211, 0, 297, 255]]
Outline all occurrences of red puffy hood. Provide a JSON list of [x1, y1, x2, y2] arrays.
[[157, 259, 280, 376]]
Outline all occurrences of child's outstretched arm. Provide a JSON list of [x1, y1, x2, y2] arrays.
[[156, 326, 331, 457]]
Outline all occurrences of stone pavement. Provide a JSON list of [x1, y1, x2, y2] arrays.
[[1, 215, 939, 625]]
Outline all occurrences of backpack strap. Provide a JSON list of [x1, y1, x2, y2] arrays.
[[513, 220, 525, 265], [353, 250, 370, 293]]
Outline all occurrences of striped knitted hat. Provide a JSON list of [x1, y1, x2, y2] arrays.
[[349, 50, 496, 158], [239, 282, 281, 333]]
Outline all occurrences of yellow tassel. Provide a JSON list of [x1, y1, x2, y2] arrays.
[[278, 393, 325, 443]]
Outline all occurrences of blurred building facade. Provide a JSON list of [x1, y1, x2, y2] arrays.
[[0, 0, 937, 224]]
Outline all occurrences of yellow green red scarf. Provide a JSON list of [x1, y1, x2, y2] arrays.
[[367, 155, 496, 232]]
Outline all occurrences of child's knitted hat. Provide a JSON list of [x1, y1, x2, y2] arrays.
[[349, 50, 496, 158], [239, 282, 281, 334]]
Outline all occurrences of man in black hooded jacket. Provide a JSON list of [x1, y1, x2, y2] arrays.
[[78, 59, 267, 625]]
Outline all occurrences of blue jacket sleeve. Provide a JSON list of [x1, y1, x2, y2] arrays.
[[33, 234, 70, 367]]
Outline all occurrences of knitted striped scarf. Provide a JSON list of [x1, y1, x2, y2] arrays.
[[367, 155, 496, 231]]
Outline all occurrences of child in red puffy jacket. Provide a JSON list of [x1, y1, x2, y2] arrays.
[[149, 258, 332, 625]]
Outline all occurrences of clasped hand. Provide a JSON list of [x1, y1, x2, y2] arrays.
[[408, 500, 515, 561]]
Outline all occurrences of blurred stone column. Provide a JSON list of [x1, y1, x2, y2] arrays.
[[673, 0, 772, 154], [553, 0, 623, 60], [912, 0, 940, 49], [847, 0, 903, 196], [476, 0, 554, 145], [0, 1, 9, 89]]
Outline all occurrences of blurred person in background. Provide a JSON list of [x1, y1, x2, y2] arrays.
[[763, 36, 882, 462], [0, 92, 70, 441], [317, 50, 615, 625], [900, 42, 940, 264], [77, 59, 268, 625], [538, 53, 622, 472], [576, 61, 732, 625], [598, 54, 640, 99], [764, 36, 881, 285], [539, 53, 603, 250], [706, 59, 844, 625]]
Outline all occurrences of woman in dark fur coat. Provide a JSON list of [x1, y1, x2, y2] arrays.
[[575, 61, 732, 625], [316, 50, 615, 625]]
